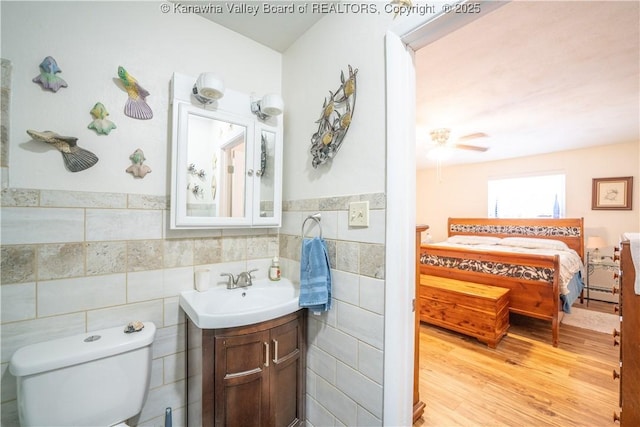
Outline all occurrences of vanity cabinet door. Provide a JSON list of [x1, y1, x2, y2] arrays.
[[269, 316, 305, 427], [214, 330, 270, 427]]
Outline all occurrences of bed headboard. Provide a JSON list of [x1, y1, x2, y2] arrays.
[[447, 217, 585, 259]]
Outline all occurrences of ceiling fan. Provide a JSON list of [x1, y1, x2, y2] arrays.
[[428, 128, 490, 153]]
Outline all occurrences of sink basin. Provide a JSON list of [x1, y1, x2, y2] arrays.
[[179, 278, 301, 329]]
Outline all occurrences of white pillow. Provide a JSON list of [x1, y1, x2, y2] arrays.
[[499, 237, 569, 251], [446, 235, 502, 245]]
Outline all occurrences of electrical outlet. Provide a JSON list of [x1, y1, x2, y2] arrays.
[[349, 201, 369, 227]]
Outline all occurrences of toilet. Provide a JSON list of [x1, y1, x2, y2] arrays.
[[9, 321, 156, 427]]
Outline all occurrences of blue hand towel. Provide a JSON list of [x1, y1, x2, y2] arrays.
[[299, 237, 332, 313]]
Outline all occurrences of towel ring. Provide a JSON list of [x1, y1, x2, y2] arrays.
[[301, 213, 322, 239]]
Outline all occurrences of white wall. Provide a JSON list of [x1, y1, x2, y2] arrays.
[[1, 2, 283, 426], [1, 1, 281, 195], [282, 11, 393, 200], [416, 141, 640, 252]]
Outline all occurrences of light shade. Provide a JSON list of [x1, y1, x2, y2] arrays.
[[260, 94, 284, 116], [251, 94, 284, 120], [586, 236, 607, 249], [193, 73, 224, 104]]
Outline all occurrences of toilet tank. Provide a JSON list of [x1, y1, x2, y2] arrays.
[[9, 322, 156, 427]]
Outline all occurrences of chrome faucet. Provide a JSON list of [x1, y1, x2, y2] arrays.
[[236, 269, 258, 288], [220, 273, 237, 289], [220, 269, 258, 289]]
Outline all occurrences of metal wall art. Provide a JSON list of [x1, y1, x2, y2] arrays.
[[126, 148, 152, 178], [26, 129, 98, 172], [32, 56, 68, 92], [117, 66, 153, 120], [88, 102, 117, 135], [310, 65, 358, 168]]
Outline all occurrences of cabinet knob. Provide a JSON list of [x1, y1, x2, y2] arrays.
[[613, 254, 620, 262], [612, 286, 619, 295], [613, 369, 620, 380], [614, 305, 620, 314], [613, 411, 621, 423], [247, 169, 254, 176], [613, 338, 620, 347], [613, 328, 620, 338], [613, 272, 619, 281]]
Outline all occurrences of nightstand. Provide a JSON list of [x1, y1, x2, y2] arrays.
[[584, 253, 619, 305]]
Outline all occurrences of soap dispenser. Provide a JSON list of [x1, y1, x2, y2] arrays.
[[269, 256, 281, 281]]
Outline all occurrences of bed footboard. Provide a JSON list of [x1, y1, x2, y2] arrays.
[[419, 244, 561, 346]]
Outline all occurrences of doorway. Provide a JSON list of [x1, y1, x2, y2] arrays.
[[383, 3, 505, 425]]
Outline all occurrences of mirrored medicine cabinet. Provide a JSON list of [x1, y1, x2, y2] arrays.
[[170, 73, 283, 229]]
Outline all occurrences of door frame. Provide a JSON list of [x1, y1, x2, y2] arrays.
[[383, 3, 507, 424]]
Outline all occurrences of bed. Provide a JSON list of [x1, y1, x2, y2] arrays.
[[418, 218, 585, 347]]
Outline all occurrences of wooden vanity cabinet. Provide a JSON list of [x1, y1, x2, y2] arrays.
[[187, 310, 306, 427]]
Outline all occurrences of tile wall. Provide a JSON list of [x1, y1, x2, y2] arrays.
[[279, 193, 386, 426], [0, 187, 278, 426], [0, 189, 386, 426]]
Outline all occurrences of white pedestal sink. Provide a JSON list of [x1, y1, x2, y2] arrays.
[[179, 278, 301, 329]]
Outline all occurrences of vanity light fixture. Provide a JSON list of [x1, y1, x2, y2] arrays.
[[192, 72, 225, 105], [251, 93, 284, 120]]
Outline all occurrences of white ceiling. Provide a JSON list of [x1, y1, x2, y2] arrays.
[[415, 1, 640, 169], [193, 1, 329, 52], [195, 1, 639, 171]]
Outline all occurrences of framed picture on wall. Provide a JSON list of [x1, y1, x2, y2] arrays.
[[592, 176, 633, 210]]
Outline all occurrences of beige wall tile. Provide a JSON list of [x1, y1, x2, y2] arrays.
[[128, 240, 163, 272], [40, 190, 126, 208], [86, 241, 127, 275], [1, 245, 35, 284], [163, 239, 193, 268], [193, 238, 222, 265], [37, 243, 85, 280]]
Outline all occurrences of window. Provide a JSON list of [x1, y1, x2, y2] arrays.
[[488, 173, 565, 218]]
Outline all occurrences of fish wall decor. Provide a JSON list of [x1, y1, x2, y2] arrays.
[[126, 148, 152, 178], [32, 56, 68, 92], [117, 66, 153, 120], [26, 129, 98, 172], [310, 65, 358, 168], [87, 102, 117, 135]]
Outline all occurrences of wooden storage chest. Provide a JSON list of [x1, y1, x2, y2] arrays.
[[419, 275, 510, 348]]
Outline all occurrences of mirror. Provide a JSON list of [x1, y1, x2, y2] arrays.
[[185, 113, 247, 218], [258, 130, 276, 218], [173, 101, 254, 228], [170, 72, 282, 229]]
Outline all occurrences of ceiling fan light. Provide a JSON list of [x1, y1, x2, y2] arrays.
[[430, 128, 451, 145]]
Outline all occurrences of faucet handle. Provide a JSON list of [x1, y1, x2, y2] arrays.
[[220, 273, 236, 288]]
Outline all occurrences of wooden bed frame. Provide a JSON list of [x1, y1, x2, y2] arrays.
[[418, 218, 584, 347]]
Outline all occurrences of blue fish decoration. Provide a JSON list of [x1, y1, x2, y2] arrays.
[[32, 56, 68, 92]]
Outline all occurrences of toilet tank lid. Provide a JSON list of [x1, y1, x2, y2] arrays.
[[9, 322, 156, 377]]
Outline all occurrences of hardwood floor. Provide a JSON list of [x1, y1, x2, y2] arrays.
[[415, 301, 619, 426]]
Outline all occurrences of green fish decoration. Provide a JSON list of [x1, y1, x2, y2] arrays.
[[117, 66, 153, 120], [126, 148, 152, 178], [32, 56, 68, 92], [87, 102, 117, 135]]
